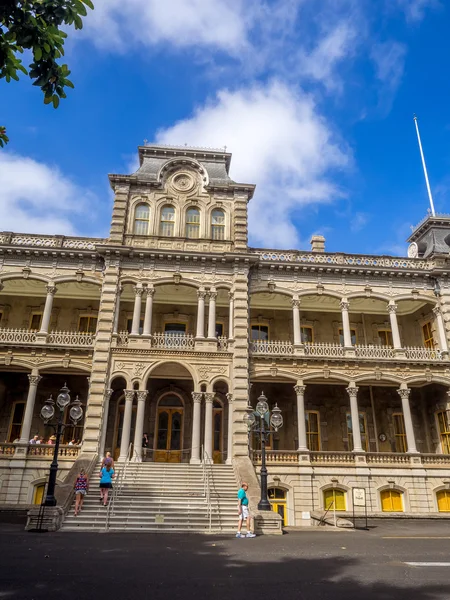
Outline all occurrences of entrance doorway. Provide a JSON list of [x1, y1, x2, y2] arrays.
[[213, 400, 223, 464], [268, 488, 287, 526], [155, 394, 184, 462]]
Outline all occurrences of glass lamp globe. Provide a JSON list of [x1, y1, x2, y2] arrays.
[[69, 397, 83, 424], [243, 407, 256, 429], [270, 403, 283, 431], [256, 392, 269, 417], [56, 384, 71, 409], [41, 397, 55, 422]]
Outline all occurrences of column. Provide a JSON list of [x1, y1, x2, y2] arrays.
[[207, 289, 217, 339], [112, 286, 123, 334], [131, 284, 143, 335], [118, 389, 135, 461], [99, 388, 113, 457], [226, 393, 233, 464], [228, 292, 234, 339], [346, 384, 363, 452], [387, 302, 402, 349], [133, 390, 148, 461], [340, 298, 352, 348], [397, 384, 418, 453], [19, 370, 42, 443], [433, 306, 449, 354], [190, 392, 202, 464], [195, 289, 206, 339], [143, 287, 155, 336], [204, 392, 214, 462], [292, 297, 302, 346], [38, 284, 57, 334], [294, 384, 308, 451]]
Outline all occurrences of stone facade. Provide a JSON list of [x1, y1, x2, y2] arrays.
[[1, 145, 450, 525]]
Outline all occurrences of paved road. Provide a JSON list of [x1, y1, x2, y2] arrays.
[[1, 519, 450, 600]]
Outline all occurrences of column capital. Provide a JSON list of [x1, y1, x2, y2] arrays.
[[192, 392, 203, 403], [124, 389, 135, 401], [145, 286, 155, 298], [226, 392, 233, 403], [292, 297, 301, 309], [46, 284, 57, 296], [433, 305, 442, 317], [208, 290, 217, 300], [117, 285, 124, 295], [27, 374, 42, 386], [104, 388, 113, 401], [397, 387, 411, 400], [198, 289, 207, 300], [133, 285, 144, 297], [294, 384, 306, 396], [228, 291, 234, 301], [387, 302, 398, 314], [204, 392, 214, 403], [346, 385, 359, 398], [136, 390, 148, 402], [340, 299, 349, 311]]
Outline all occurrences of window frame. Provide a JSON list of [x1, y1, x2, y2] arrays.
[[422, 321, 434, 349], [133, 202, 151, 236], [436, 410, 450, 454], [437, 490, 450, 512], [211, 208, 225, 241], [126, 317, 144, 335], [215, 321, 225, 338], [164, 322, 188, 336], [185, 206, 201, 239], [159, 204, 176, 237], [7, 400, 26, 442], [323, 488, 346, 511], [77, 314, 98, 334], [250, 323, 270, 341], [392, 412, 407, 453], [378, 329, 393, 347], [29, 312, 43, 331], [380, 489, 403, 512], [346, 411, 368, 451], [301, 326, 314, 344], [305, 410, 321, 451], [338, 327, 357, 346]]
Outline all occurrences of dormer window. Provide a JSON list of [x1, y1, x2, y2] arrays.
[[211, 208, 225, 240], [160, 205, 175, 237], [186, 207, 200, 239], [133, 203, 150, 235]]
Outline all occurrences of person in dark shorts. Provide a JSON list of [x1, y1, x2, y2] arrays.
[[99, 462, 115, 506], [74, 468, 89, 516]]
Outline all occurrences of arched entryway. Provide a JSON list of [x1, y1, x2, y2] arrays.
[[155, 392, 184, 463]]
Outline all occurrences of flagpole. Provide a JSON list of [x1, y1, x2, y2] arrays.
[[414, 115, 436, 217]]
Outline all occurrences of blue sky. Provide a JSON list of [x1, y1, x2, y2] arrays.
[[0, 0, 448, 255]]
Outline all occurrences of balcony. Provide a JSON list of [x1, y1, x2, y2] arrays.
[[0, 328, 96, 349], [115, 331, 229, 352], [251, 449, 450, 468], [250, 339, 445, 362], [0, 442, 81, 459]]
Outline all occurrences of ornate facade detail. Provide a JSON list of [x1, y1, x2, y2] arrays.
[[204, 392, 214, 403], [294, 385, 306, 396], [27, 374, 42, 386], [136, 390, 148, 402], [346, 386, 359, 398], [191, 392, 203, 403], [397, 387, 411, 400], [387, 302, 398, 314], [124, 389, 135, 401], [133, 363, 146, 377], [197, 365, 227, 380]]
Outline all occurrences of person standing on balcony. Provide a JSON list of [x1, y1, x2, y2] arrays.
[[29, 435, 39, 444], [236, 482, 256, 538]]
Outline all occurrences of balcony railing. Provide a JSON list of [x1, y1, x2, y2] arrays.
[[354, 345, 395, 359], [152, 332, 195, 350], [0, 328, 95, 348], [404, 346, 442, 361], [0, 443, 81, 458], [304, 343, 345, 358], [250, 340, 294, 355]]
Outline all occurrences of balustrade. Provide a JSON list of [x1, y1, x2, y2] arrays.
[[0, 443, 16, 456], [354, 345, 395, 359], [46, 331, 95, 347], [304, 343, 345, 358], [152, 332, 195, 350], [404, 347, 442, 361], [27, 444, 81, 458], [250, 340, 293, 355], [0, 328, 37, 344], [309, 451, 355, 464], [252, 450, 299, 463], [365, 452, 410, 465]]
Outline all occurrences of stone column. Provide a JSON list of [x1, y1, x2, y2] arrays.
[[143, 287, 155, 337], [204, 392, 214, 462], [112, 286, 123, 334], [99, 388, 113, 457], [397, 384, 418, 453], [131, 285, 143, 335], [346, 384, 363, 452], [118, 389, 135, 461], [19, 370, 42, 443], [190, 392, 203, 464], [340, 299, 352, 347], [433, 306, 449, 355], [387, 302, 402, 349], [228, 292, 234, 339], [133, 390, 148, 461], [294, 384, 308, 451], [226, 393, 233, 464], [292, 297, 302, 346], [195, 289, 206, 339], [38, 284, 57, 334], [207, 289, 217, 339]]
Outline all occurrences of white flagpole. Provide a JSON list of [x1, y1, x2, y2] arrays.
[[414, 115, 436, 217]]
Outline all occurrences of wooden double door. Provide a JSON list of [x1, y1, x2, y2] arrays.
[[155, 407, 183, 462]]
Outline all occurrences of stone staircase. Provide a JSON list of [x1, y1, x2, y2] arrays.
[[62, 462, 239, 533]]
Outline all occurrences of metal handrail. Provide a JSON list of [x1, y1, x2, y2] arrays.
[[104, 443, 132, 532], [201, 446, 213, 533]]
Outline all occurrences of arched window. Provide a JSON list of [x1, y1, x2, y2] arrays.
[[380, 489, 403, 512], [269, 488, 287, 525], [33, 483, 46, 505], [133, 203, 150, 235], [159, 205, 175, 237], [185, 207, 200, 239], [211, 209, 225, 240], [323, 488, 346, 511], [437, 490, 450, 512]]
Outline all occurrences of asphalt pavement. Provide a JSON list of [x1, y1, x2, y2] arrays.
[[1, 519, 450, 600]]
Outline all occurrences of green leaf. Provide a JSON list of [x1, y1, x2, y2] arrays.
[[52, 94, 59, 109], [44, 95, 53, 104], [34, 46, 42, 61]]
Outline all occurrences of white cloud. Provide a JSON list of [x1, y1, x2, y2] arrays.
[[350, 212, 369, 232], [0, 153, 92, 235], [370, 41, 407, 113], [155, 81, 350, 248], [395, 0, 440, 22], [83, 0, 254, 54]]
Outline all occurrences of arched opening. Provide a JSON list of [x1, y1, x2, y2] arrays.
[[380, 489, 404, 512], [133, 202, 150, 235], [211, 208, 225, 240], [155, 393, 184, 463], [323, 488, 346, 511], [185, 207, 200, 239], [268, 488, 287, 525], [159, 204, 175, 237]]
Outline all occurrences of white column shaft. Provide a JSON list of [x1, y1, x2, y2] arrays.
[[434, 307, 449, 352], [340, 300, 352, 347], [196, 291, 206, 339], [295, 385, 308, 451], [190, 393, 202, 464], [226, 394, 233, 464], [143, 289, 154, 336], [133, 392, 148, 460], [19, 371, 41, 443], [207, 292, 217, 339], [293, 300, 301, 346], [398, 386, 418, 453], [113, 290, 122, 334], [347, 386, 363, 452], [228, 294, 234, 339], [99, 390, 113, 457], [39, 286, 56, 334], [118, 391, 134, 461], [131, 287, 143, 335], [388, 303, 402, 349], [204, 393, 214, 461]]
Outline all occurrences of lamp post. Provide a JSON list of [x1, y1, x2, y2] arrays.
[[244, 392, 283, 511], [40, 384, 84, 507]]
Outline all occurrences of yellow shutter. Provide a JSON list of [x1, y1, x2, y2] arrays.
[[437, 490, 450, 512], [381, 489, 403, 512], [33, 484, 45, 505], [324, 489, 346, 511]]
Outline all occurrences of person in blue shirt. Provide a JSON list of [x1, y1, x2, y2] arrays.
[[236, 482, 256, 538], [99, 463, 115, 506]]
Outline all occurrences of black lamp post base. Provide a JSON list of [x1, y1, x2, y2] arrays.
[[257, 499, 272, 511]]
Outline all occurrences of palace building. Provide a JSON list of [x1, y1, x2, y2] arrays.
[[1, 144, 450, 530]]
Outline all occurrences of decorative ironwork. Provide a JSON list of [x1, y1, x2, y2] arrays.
[[152, 332, 195, 350], [250, 340, 293, 355]]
